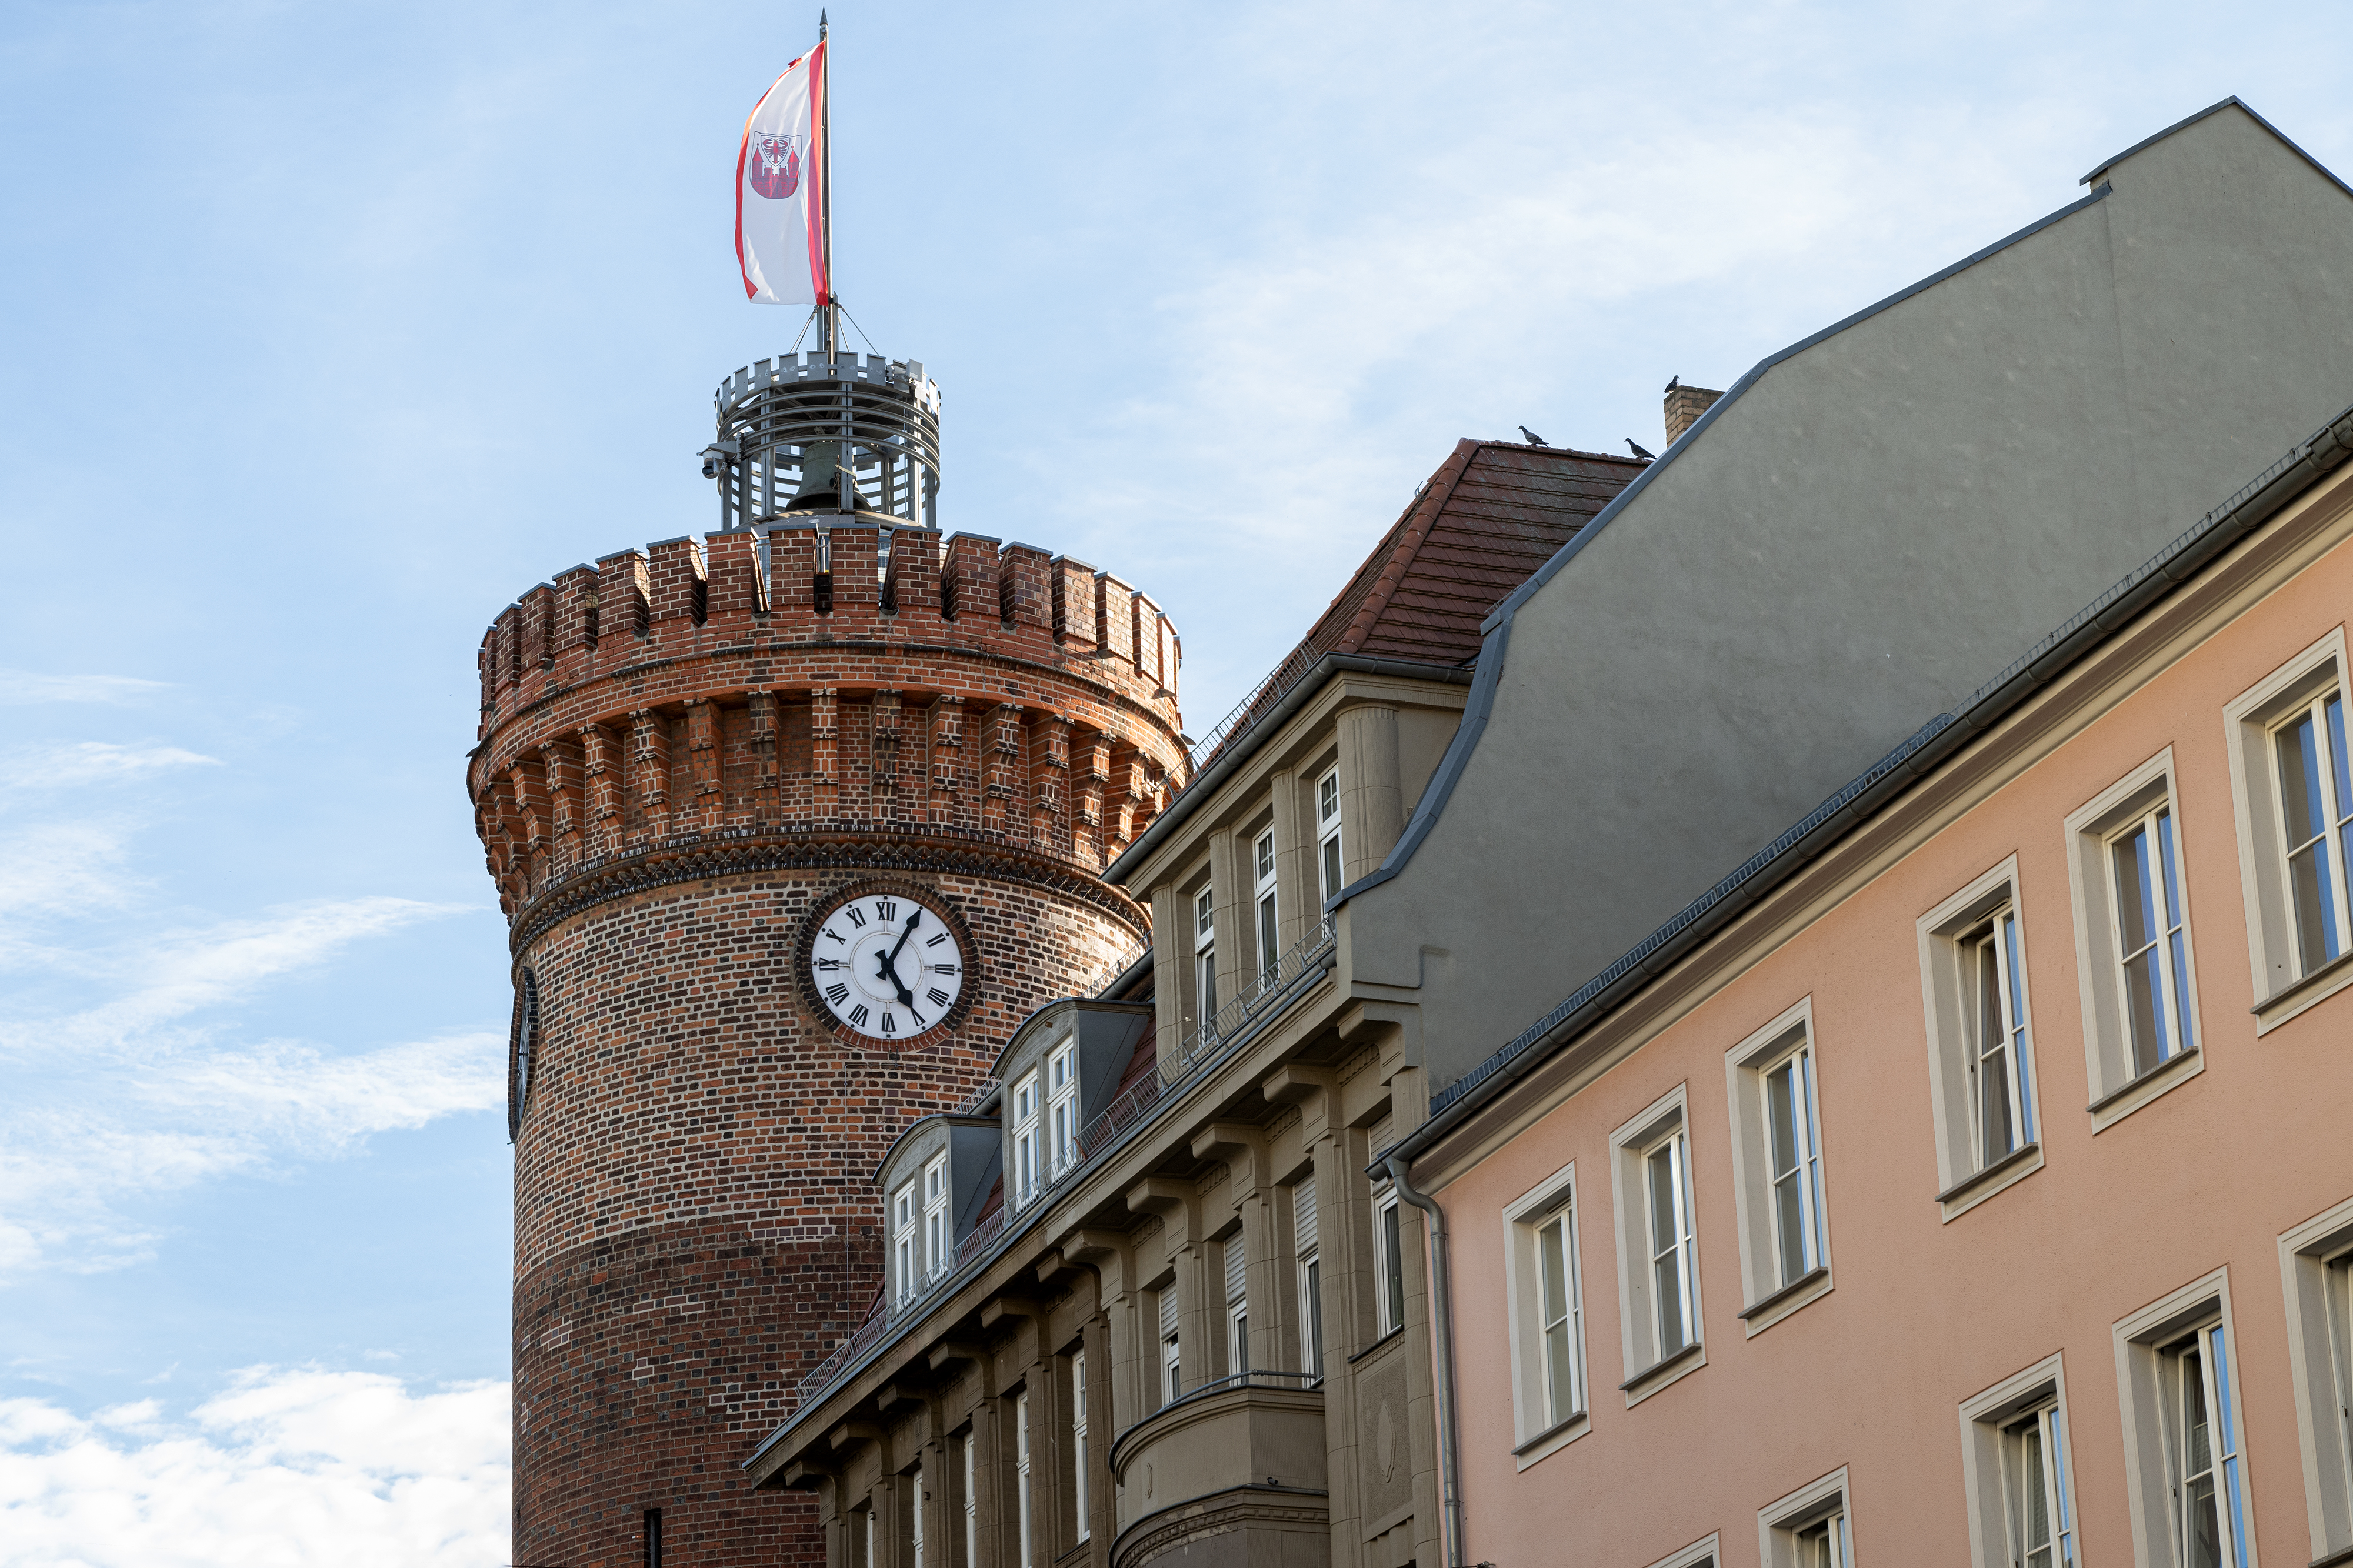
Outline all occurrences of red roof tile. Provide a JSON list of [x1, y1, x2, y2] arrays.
[[1299, 439, 1647, 668]]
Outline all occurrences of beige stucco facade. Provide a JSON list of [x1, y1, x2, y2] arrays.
[[1412, 437, 2353, 1567]]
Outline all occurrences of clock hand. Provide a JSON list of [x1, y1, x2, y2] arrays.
[[884, 909, 923, 969], [872, 949, 918, 1010]]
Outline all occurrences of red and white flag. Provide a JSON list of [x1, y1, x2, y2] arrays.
[[735, 43, 828, 305]]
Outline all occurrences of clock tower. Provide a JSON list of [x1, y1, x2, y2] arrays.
[[469, 348, 1185, 1568]]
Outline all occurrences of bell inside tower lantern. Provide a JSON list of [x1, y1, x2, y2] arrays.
[[472, 22, 1185, 1568]]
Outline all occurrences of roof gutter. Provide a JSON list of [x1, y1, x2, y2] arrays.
[[1383, 397, 2353, 1177], [1104, 653, 1474, 887]]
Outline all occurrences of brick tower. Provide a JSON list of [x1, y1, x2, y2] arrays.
[[471, 350, 1185, 1566]]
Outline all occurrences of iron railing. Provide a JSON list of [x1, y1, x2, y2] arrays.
[[1165, 913, 1337, 1078]]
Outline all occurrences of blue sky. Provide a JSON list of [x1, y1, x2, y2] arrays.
[[3, 1, 2349, 1559]]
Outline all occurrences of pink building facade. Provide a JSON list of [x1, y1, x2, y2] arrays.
[[1405, 423, 2353, 1568]]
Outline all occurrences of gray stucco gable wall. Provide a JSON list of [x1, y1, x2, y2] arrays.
[[1342, 101, 2353, 1091]]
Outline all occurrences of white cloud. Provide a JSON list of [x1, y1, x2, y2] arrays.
[[0, 743, 219, 792], [0, 899, 494, 1280], [0, 1367, 509, 1568], [0, 672, 168, 707]]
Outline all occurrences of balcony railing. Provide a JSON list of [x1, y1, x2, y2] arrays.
[[775, 916, 1338, 1424]]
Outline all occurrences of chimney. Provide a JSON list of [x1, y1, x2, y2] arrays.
[[1663, 376, 1724, 445]]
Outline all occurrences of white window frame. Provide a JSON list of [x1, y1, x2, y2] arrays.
[[1193, 884, 1218, 1026], [1010, 1071, 1041, 1207], [1014, 1388, 1033, 1568], [922, 1153, 950, 1282], [892, 1180, 919, 1306], [1502, 1159, 1588, 1466], [1959, 1353, 2079, 1568], [1644, 1535, 1721, 1568], [2278, 1194, 2353, 1565], [1316, 768, 1344, 905], [1254, 828, 1279, 983], [2066, 748, 2206, 1130], [1758, 1466, 1851, 1568], [1294, 1177, 1324, 1379], [1070, 1348, 1090, 1541], [909, 1461, 925, 1568], [1917, 857, 2045, 1221], [2113, 1267, 2258, 1568], [1723, 998, 1834, 1336], [1611, 1083, 1704, 1405], [1222, 1230, 1250, 1376], [1373, 1185, 1405, 1338], [1045, 1039, 1078, 1177], [961, 1429, 978, 1568], [2223, 627, 2353, 1030], [864, 1504, 875, 1568], [1159, 1284, 1183, 1407]]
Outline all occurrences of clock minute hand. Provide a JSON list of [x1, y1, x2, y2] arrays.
[[872, 949, 917, 1008], [884, 909, 923, 969]]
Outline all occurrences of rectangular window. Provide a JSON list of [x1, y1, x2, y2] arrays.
[[1725, 1003, 1832, 1332], [1158, 1284, 1182, 1406], [961, 1431, 978, 1568], [2279, 1195, 2353, 1564], [1757, 1469, 1850, 1568], [644, 1508, 664, 1568], [1254, 828, 1279, 982], [1015, 1389, 1033, 1568], [2224, 630, 2353, 1026], [1961, 1357, 2079, 1568], [2164, 1326, 2250, 1568], [1223, 1232, 1250, 1375], [1918, 859, 2045, 1219], [2066, 752, 2205, 1126], [864, 1509, 875, 1568], [2114, 1270, 2257, 1568], [1294, 1178, 1323, 1378], [892, 1180, 919, 1306], [1503, 1162, 1587, 1457], [1317, 769, 1344, 905], [1046, 1040, 1078, 1176], [1374, 1187, 1405, 1337], [1646, 1130, 1699, 1357], [1011, 1072, 1040, 1207], [1194, 885, 1217, 1025], [1071, 1350, 1090, 1541], [2274, 688, 2353, 975], [909, 1462, 925, 1568], [1611, 1085, 1705, 1402], [922, 1153, 949, 1281]]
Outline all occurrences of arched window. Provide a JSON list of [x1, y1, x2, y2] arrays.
[[509, 969, 540, 1139]]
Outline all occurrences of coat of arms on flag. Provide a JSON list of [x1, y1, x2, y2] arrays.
[[735, 41, 827, 305]]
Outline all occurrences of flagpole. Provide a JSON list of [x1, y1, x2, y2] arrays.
[[819, 8, 836, 364]]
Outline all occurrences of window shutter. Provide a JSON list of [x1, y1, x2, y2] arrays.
[[1158, 1285, 1179, 1340], [1293, 1178, 1317, 1255], [1369, 1114, 1395, 1156], [1224, 1234, 1248, 1306]]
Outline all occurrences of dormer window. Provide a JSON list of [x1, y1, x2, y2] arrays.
[[1317, 769, 1343, 905], [922, 1152, 949, 1279], [1047, 1040, 1078, 1176], [891, 1180, 918, 1306], [1012, 1070, 1041, 1206]]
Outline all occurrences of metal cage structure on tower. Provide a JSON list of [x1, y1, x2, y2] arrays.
[[709, 351, 943, 531]]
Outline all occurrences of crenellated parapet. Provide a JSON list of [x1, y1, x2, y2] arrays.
[[468, 523, 1187, 926]]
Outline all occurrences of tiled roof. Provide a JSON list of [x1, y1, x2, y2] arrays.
[[1293, 439, 1647, 669]]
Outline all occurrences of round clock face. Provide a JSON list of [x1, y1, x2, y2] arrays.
[[808, 889, 966, 1043]]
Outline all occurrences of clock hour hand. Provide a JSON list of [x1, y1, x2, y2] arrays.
[[872, 948, 918, 1011]]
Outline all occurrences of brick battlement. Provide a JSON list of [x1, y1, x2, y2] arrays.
[[469, 524, 1188, 926]]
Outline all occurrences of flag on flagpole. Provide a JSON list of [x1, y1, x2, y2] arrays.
[[735, 42, 828, 305]]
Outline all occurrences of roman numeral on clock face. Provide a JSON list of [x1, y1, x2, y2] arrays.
[[824, 928, 845, 945], [928, 987, 951, 1007], [845, 907, 867, 928], [881, 1012, 897, 1035], [825, 983, 850, 1005], [932, 963, 957, 976], [817, 957, 841, 972], [925, 932, 948, 948], [848, 1003, 870, 1027], [874, 899, 898, 921]]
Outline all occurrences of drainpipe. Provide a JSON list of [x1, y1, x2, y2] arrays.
[[1386, 1152, 1462, 1568]]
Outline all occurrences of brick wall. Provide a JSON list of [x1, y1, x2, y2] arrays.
[[474, 523, 1184, 1568]]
